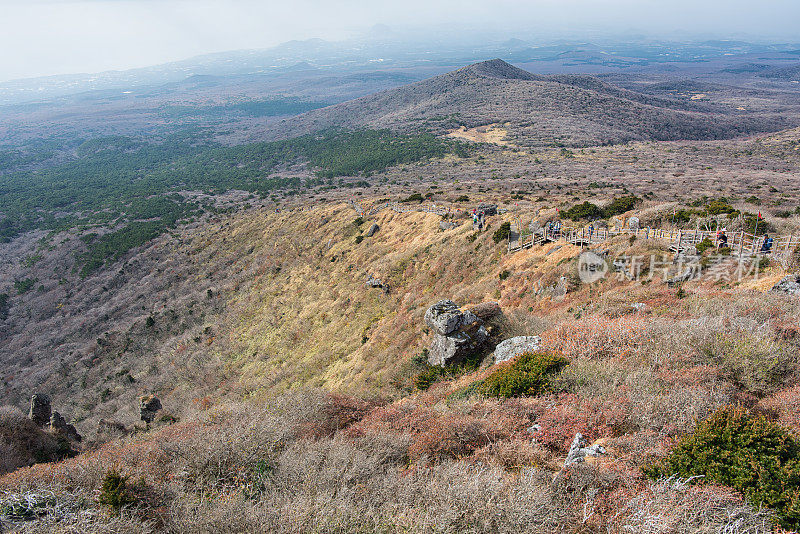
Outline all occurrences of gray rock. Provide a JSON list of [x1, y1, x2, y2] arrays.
[[50, 411, 81, 442], [428, 326, 489, 367], [139, 395, 162, 424], [563, 433, 606, 468], [439, 221, 457, 231], [425, 300, 489, 366], [494, 336, 542, 364], [28, 394, 51, 427], [365, 223, 379, 237], [771, 275, 800, 296], [424, 300, 464, 336]]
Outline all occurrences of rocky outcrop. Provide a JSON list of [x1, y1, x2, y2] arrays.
[[425, 300, 488, 367], [494, 336, 541, 364], [365, 223, 379, 237], [139, 395, 162, 424], [439, 221, 457, 231], [50, 411, 81, 442], [772, 275, 800, 296], [563, 433, 606, 468], [28, 394, 51, 427]]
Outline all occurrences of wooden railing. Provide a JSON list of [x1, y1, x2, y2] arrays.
[[508, 221, 800, 267]]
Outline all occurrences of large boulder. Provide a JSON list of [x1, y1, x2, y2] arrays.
[[426, 301, 488, 367], [494, 336, 542, 364], [365, 223, 379, 237], [425, 300, 465, 336], [772, 275, 800, 296], [28, 394, 51, 427]]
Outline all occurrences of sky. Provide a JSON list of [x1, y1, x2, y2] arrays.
[[1, 0, 799, 82]]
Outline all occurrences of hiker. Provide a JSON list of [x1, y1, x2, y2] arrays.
[[554, 220, 561, 238], [717, 229, 728, 248], [588, 223, 595, 240], [761, 234, 773, 254]]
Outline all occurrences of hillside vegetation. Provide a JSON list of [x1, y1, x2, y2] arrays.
[[265, 59, 793, 147]]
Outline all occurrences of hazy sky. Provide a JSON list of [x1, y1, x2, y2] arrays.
[[1, 0, 799, 82]]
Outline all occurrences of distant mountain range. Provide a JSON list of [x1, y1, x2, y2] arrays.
[[2, 35, 799, 106]]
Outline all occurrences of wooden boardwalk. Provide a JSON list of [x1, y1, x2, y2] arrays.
[[508, 218, 800, 268]]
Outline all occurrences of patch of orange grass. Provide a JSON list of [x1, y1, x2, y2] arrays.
[[540, 315, 651, 360]]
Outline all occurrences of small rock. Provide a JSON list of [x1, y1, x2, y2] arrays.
[[494, 336, 542, 364], [28, 394, 51, 427], [365, 274, 390, 294], [771, 275, 800, 297], [365, 223, 379, 237], [139, 395, 162, 424], [439, 221, 457, 231], [563, 433, 606, 468]]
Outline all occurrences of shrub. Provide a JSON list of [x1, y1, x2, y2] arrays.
[[695, 237, 714, 254], [480, 352, 569, 398], [354, 235, 364, 244], [602, 196, 641, 218], [498, 270, 510, 281], [492, 222, 511, 243], [562, 201, 601, 221], [13, 278, 37, 295], [401, 193, 424, 203], [98, 470, 136, 512], [644, 406, 800, 529], [743, 213, 774, 236], [704, 200, 737, 216], [413, 366, 442, 390]]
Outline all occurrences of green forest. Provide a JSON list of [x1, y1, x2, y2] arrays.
[[0, 129, 468, 274]]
